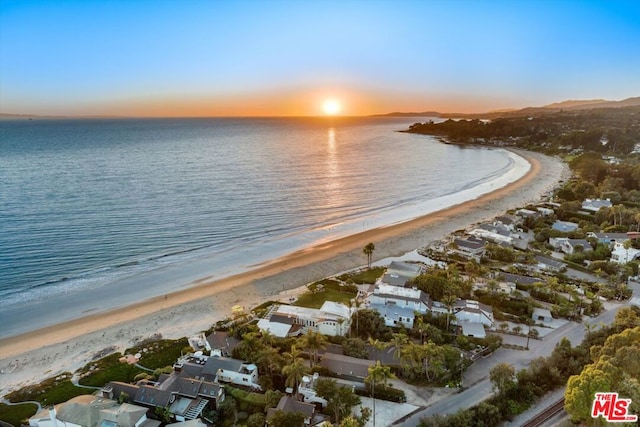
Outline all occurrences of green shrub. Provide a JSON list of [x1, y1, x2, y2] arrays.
[[0, 402, 38, 427]]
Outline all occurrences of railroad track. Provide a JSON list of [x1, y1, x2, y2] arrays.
[[522, 398, 565, 427]]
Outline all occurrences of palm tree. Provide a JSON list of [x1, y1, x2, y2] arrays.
[[362, 243, 375, 269], [365, 361, 396, 427], [282, 356, 309, 397], [299, 330, 327, 366]]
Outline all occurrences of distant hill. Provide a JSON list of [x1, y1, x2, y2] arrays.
[[370, 111, 441, 117], [374, 96, 640, 119]]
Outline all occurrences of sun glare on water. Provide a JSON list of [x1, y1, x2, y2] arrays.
[[322, 99, 341, 115]]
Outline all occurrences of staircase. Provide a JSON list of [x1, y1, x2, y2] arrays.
[[184, 398, 208, 420]]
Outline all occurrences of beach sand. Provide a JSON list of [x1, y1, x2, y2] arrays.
[[0, 149, 569, 396]]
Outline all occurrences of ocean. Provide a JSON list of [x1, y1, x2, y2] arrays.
[[0, 117, 527, 337]]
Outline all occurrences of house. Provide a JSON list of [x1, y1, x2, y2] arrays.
[[379, 261, 423, 287], [536, 207, 554, 216], [298, 373, 328, 408], [610, 242, 640, 264], [368, 283, 431, 327], [495, 215, 519, 230], [106, 353, 227, 422], [453, 300, 494, 327], [320, 353, 374, 381], [469, 228, 513, 246], [452, 236, 486, 261], [552, 220, 579, 233], [581, 199, 612, 212], [496, 272, 543, 287], [535, 255, 566, 272], [29, 395, 160, 427], [516, 208, 538, 218], [266, 396, 324, 426], [549, 237, 592, 254], [532, 308, 553, 324], [200, 355, 261, 390], [586, 232, 634, 245], [460, 322, 486, 339], [205, 331, 240, 357], [258, 301, 352, 337]]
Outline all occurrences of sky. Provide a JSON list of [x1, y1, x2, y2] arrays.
[[1, 0, 639, 117]]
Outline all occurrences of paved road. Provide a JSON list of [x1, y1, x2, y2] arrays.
[[395, 301, 627, 426]]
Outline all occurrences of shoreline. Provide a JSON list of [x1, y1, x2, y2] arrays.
[[0, 148, 569, 396]]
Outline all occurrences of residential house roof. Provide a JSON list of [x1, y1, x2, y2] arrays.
[[581, 198, 612, 212], [587, 232, 634, 243], [535, 255, 565, 270], [202, 356, 244, 376], [266, 396, 315, 423], [497, 272, 543, 286], [206, 331, 241, 355], [454, 237, 486, 251], [551, 220, 579, 233], [388, 261, 423, 276], [461, 322, 486, 338], [532, 308, 553, 320], [320, 353, 374, 379]]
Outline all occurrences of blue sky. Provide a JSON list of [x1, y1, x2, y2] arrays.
[[1, 0, 639, 116]]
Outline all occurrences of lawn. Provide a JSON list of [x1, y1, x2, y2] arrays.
[[0, 402, 38, 427], [5, 373, 92, 407], [125, 338, 190, 370], [78, 353, 143, 387], [338, 267, 385, 284], [294, 279, 357, 308]]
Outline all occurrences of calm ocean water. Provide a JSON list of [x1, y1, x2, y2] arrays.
[[0, 117, 517, 311]]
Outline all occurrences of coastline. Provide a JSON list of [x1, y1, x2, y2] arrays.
[[0, 148, 569, 396]]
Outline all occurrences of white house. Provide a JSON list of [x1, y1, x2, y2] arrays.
[[549, 237, 592, 254], [298, 373, 328, 408], [469, 228, 514, 246], [201, 355, 261, 390], [258, 301, 352, 337], [453, 300, 494, 327], [368, 283, 431, 327], [581, 198, 612, 212], [532, 308, 553, 324], [452, 236, 486, 261], [610, 242, 640, 264]]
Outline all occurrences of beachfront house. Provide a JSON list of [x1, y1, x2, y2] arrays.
[[205, 330, 241, 357], [469, 228, 513, 246], [29, 395, 158, 427], [105, 354, 228, 422], [452, 236, 486, 261], [379, 261, 424, 287], [581, 198, 612, 212], [257, 301, 352, 337], [368, 283, 431, 327]]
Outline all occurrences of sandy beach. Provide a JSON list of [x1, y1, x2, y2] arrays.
[[0, 149, 569, 397]]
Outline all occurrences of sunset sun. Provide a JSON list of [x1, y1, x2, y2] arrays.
[[322, 99, 341, 115]]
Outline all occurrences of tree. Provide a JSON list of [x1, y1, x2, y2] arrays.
[[489, 363, 515, 395], [268, 410, 305, 427], [246, 413, 266, 427], [365, 361, 397, 427], [316, 378, 362, 423], [352, 309, 389, 340], [282, 356, 309, 397], [363, 243, 375, 269], [154, 406, 173, 423], [299, 329, 327, 366]]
